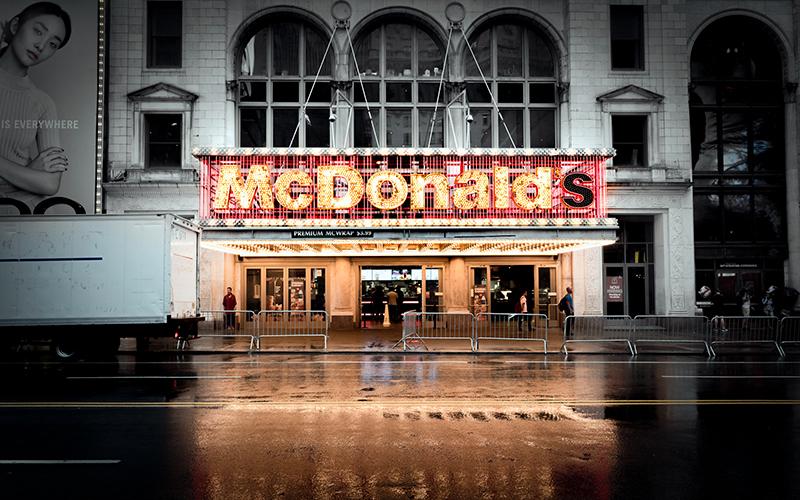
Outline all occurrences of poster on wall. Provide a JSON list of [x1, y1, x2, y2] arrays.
[[0, 0, 101, 215], [606, 276, 624, 303]]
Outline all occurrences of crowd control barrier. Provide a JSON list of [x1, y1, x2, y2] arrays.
[[474, 313, 548, 352], [397, 311, 475, 351], [632, 315, 710, 356], [709, 316, 782, 357], [561, 315, 635, 355], [256, 310, 329, 350], [779, 317, 800, 353], [196, 310, 259, 350]]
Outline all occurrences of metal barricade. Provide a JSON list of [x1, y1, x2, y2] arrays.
[[779, 317, 800, 353], [256, 310, 329, 350], [632, 315, 710, 356], [561, 315, 634, 355], [197, 310, 258, 350], [396, 311, 475, 351], [474, 313, 548, 352], [709, 316, 782, 357]]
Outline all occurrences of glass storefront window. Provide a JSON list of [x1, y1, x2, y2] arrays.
[[471, 267, 488, 315], [288, 269, 307, 311], [265, 269, 283, 310]]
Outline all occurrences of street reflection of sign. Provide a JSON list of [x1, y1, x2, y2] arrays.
[[606, 276, 623, 302]]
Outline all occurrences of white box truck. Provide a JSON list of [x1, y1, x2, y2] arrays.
[[0, 214, 202, 358]]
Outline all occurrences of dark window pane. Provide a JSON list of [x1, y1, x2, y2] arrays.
[[528, 28, 555, 77], [152, 38, 181, 67], [612, 115, 647, 166], [239, 82, 266, 103], [305, 108, 330, 147], [693, 193, 722, 242], [419, 108, 444, 147], [354, 83, 379, 102], [498, 109, 522, 148], [240, 108, 266, 147], [145, 114, 181, 167], [724, 194, 754, 241], [305, 27, 331, 76], [273, 108, 298, 146], [530, 109, 555, 147], [354, 29, 380, 76], [418, 83, 440, 103], [241, 29, 268, 76], [417, 28, 443, 77], [466, 29, 491, 77], [496, 25, 522, 77], [530, 83, 556, 103], [752, 111, 783, 173], [272, 81, 299, 102], [385, 24, 412, 77], [603, 244, 624, 263], [753, 192, 784, 241], [273, 23, 300, 76], [354, 109, 381, 147], [610, 5, 644, 70], [386, 83, 412, 102], [305, 82, 331, 103], [148, 144, 181, 167], [498, 83, 523, 103], [470, 110, 492, 147], [467, 83, 491, 103], [386, 109, 412, 147], [147, 1, 181, 67]]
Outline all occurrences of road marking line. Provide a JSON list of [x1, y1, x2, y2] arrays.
[[1, 399, 799, 408], [65, 376, 243, 380], [662, 375, 800, 379], [0, 460, 120, 464]]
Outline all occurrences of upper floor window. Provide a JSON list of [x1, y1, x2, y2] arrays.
[[610, 5, 644, 71], [352, 21, 445, 147], [145, 114, 182, 167], [612, 115, 647, 166], [465, 22, 557, 148], [147, 1, 182, 68], [237, 18, 332, 147]]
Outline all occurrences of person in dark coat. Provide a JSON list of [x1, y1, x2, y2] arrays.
[[222, 286, 237, 330]]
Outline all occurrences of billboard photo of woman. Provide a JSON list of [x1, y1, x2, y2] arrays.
[[0, 1, 98, 213]]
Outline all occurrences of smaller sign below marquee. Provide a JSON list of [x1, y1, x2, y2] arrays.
[[292, 230, 374, 238]]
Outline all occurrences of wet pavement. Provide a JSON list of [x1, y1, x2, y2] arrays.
[[1, 351, 800, 498]]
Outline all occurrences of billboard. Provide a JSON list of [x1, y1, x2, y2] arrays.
[[0, 0, 102, 214], [196, 148, 612, 225]]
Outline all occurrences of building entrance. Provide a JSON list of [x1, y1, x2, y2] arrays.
[[469, 265, 558, 319], [359, 266, 442, 329]]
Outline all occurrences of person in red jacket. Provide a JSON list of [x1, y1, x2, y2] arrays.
[[222, 287, 237, 331]]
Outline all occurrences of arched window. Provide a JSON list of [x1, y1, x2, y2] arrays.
[[690, 16, 786, 294], [465, 22, 557, 148], [236, 17, 332, 147], [352, 20, 446, 147]]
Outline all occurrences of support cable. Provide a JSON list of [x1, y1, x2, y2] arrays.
[[288, 27, 336, 148], [426, 26, 453, 148], [345, 25, 381, 148], [461, 28, 517, 148]]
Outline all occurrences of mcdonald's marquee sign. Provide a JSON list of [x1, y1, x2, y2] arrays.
[[196, 148, 613, 227]]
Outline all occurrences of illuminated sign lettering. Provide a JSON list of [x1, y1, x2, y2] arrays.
[[198, 152, 610, 222]]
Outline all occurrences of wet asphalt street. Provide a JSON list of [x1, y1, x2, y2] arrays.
[[1, 350, 800, 499]]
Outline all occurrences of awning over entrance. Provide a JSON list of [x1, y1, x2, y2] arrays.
[[194, 147, 617, 256], [200, 224, 618, 257]]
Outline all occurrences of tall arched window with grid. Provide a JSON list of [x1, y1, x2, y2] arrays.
[[351, 20, 446, 147], [236, 16, 332, 147], [464, 21, 558, 148]]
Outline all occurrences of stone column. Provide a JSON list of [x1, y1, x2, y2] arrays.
[[785, 83, 800, 290], [330, 257, 355, 329]]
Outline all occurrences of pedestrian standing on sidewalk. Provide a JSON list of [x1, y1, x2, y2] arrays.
[[222, 286, 237, 331], [559, 287, 575, 336], [517, 290, 528, 332]]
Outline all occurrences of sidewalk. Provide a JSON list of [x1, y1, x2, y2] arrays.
[[120, 325, 564, 354]]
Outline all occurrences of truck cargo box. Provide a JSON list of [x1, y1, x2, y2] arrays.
[[0, 214, 200, 327]]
